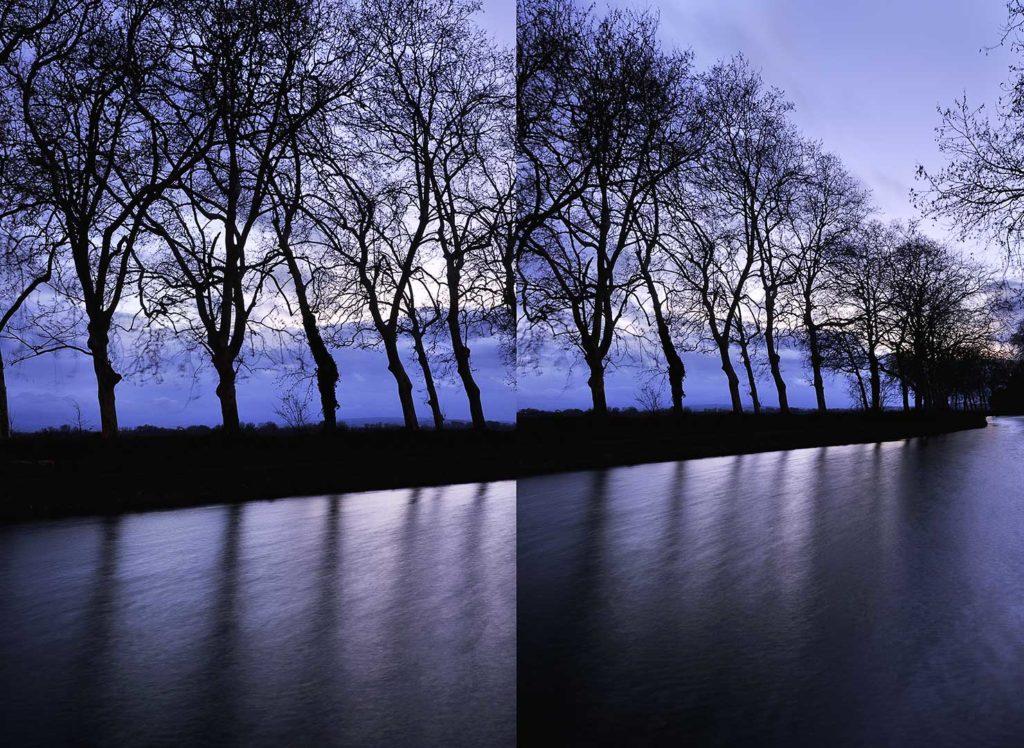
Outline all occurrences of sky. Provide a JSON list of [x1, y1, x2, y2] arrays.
[[517, 0, 1018, 413], [646, 0, 1011, 227]]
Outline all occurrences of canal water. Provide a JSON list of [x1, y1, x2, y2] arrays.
[[519, 418, 1024, 746], [0, 481, 515, 746]]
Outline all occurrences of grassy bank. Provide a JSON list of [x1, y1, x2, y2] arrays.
[[517, 409, 989, 477], [1, 410, 990, 521], [1, 425, 515, 522]]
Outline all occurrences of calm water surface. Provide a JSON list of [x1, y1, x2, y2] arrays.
[[1, 481, 514, 747], [519, 417, 1024, 747]]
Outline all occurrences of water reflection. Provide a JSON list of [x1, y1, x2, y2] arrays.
[[198, 502, 243, 743], [75, 517, 121, 740], [519, 418, 1024, 746], [0, 482, 514, 747]]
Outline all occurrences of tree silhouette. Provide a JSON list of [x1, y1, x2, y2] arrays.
[[5, 0, 214, 436], [519, 7, 693, 414], [788, 146, 869, 412]]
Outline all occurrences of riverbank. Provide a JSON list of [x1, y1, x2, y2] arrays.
[[1, 411, 990, 521], [517, 409, 989, 477], [0, 426, 515, 522]]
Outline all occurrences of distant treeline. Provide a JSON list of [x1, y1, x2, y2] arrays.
[[517, 0, 1024, 416], [0, 0, 513, 438]]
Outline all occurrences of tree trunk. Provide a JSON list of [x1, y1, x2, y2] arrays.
[[666, 358, 685, 415], [87, 321, 121, 438], [867, 349, 882, 412], [282, 250, 339, 431], [716, 339, 743, 414], [737, 334, 762, 416], [0, 349, 9, 439], [805, 317, 827, 413], [383, 335, 419, 429], [446, 278, 486, 430], [763, 311, 789, 413], [295, 307, 339, 431], [451, 336, 485, 429], [313, 352, 340, 432], [855, 372, 869, 411], [901, 379, 910, 412], [643, 272, 685, 414], [503, 240, 517, 327], [410, 322, 444, 430], [214, 359, 240, 434], [587, 357, 608, 416]]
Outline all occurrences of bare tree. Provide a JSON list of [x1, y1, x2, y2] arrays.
[[634, 380, 665, 414], [305, 149, 425, 429], [831, 220, 901, 411], [268, 138, 341, 431], [5, 0, 213, 436], [634, 193, 688, 413], [789, 145, 870, 411], [886, 233, 997, 410], [916, 2, 1024, 264], [653, 59, 801, 414], [401, 277, 445, 430], [261, 2, 369, 432], [701, 57, 805, 413], [520, 7, 691, 415], [660, 173, 750, 413], [0, 212, 56, 438], [0, 0, 64, 67], [731, 295, 763, 414], [275, 389, 310, 429], [413, 0, 512, 429], [141, 0, 358, 433], [302, 2, 436, 431], [630, 66, 706, 415]]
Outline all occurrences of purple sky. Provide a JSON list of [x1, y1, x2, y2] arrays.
[[517, 0, 1015, 413], [644, 0, 1011, 227]]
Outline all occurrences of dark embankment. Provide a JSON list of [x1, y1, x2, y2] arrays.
[[0, 425, 515, 522], [517, 409, 988, 476]]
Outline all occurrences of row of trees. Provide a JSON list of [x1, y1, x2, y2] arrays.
[[7, 0, 1023, 435], [0, 0, 514, 437], [517, 0, 1006, 415]]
